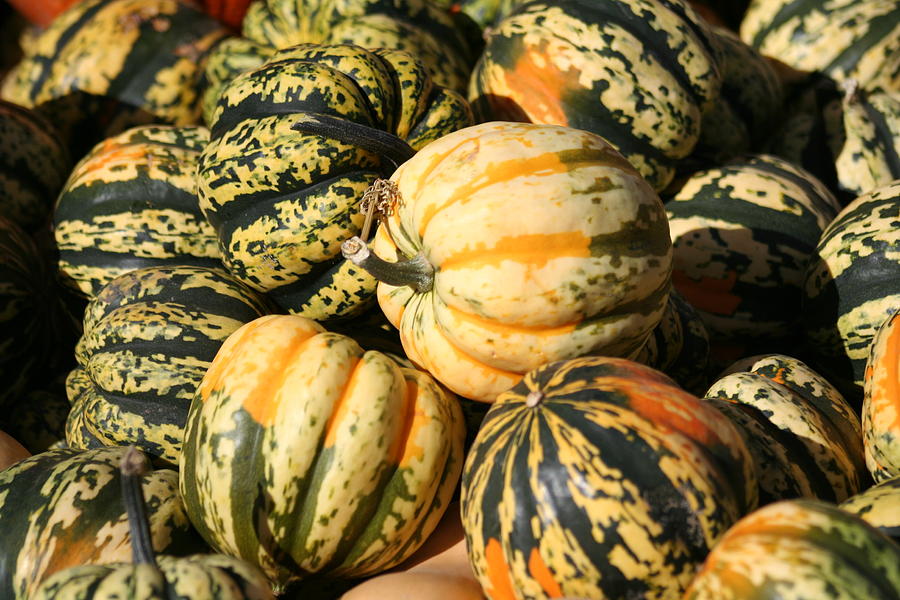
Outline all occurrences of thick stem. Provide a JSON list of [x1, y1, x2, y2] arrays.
[[120, 446, 158, 567], [341, 236, 434, 294], [525, 391, 544, 408]]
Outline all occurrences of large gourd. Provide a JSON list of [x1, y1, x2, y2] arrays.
[[863, 306, 900, 482]]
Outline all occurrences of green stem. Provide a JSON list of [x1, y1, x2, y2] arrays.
[[341, 236, 434, 294], [120, 446, 158, 567]]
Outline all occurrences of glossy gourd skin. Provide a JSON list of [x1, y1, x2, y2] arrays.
[[0, 446, 205, 600], [740, 0, 900, 93], [802, 180, 900, 405], [368, 121, 673, 402], [468, 0, 722, 191], [704, 354, 866, 505], [461, 357, 756, 600], [180, 314, 466, 590], [840, 475, 900, 543], [54, 125, 222, 298], [684, 499, 900, 600], [199, 44, 473, 321], [863, 306, 900, 482], [64, 265, 274, 465]]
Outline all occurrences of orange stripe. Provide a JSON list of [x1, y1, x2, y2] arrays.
[[387, 378, 415, 464], [872, 312, 900, 430], [484, 538, 517, 600], [438, 231, 591, 273], [82, 145, 150, 175], [528, 548, 562, 597], [672, 269, 742, 316], [396, 379, 432, 468], [505, 44, 572, 125], [322, 356, 363, 448], [441, 300, 578, 338]]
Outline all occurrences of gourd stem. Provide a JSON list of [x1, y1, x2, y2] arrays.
[[341, 236, 434, 293], [526, 391, 544, 408], [120, 446, 158, 567], [291, 115, 416, 173]]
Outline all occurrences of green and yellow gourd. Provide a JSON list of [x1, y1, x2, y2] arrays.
[[199, 43, 473, 322], [0, 0, 230, 157], [31, 447, 275, 600], [0, 446, 206, 600], [461, 356, 757, 600], [835, 83, 900, 197], [704, 354, 866, 505], [666, 154, 842, 360], [201, 37, 276, 126], [684, 499, 900, 599], [180, 314, 466, 590], [802, 180, 900, 405], [468, 0, 722, 192], [64, 265, 274, 465], [343, 121, 673, 402], [862, 305, 900, 483], [54, 125, 222, 298], [740, 0, 900, 94], [840, 475, 900, 544], [0, 99, 70, 233], [240, 0, 477, 93]]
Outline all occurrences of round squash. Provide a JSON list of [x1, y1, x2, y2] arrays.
[[840, 475, 900, 544], [468, 0, 722, 191], [180, 314, 466, 590], [461, 356, 756, 600], [863, 305, 900, 482], [684, 498, 900, 599], [835, 84, 900, 197], [0, 446, 206, 600], [347, 121, 673, 402]]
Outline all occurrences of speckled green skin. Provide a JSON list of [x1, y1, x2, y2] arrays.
[[840, 475, 900, 544], [199, 44, 473, 321], [64, 265, 274, 465]]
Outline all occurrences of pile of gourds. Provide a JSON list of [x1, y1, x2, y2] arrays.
[[0, 0, 899, 598]]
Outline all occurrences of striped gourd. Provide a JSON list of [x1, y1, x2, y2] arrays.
[[835, 84, 900, 197], [704, 354, 865, 505], [31, 447, 275, 600], [64, 265, 274, 465], [802, 180, 900, 404], [0, 99, 70, 233], [667, 154, 841, 347], [689, 27, 783, 166], [468, 0, 722, 192], [461, 357, 756, 600], [201, 37, 275, 126], [0, 0, 229, 155], [740, 0, 900, 94], [863, 306, 900, 483], [240, 0, 477, 93], [199, 44, 473, 321], [0, 446, 206, 600], [0, 216, 79, 412], [840, 475, 900, 544], [348, 121, 673, 402], [180, 314, 466, 589], [684, 499, 900, 599], [54, 124, 222, 298], [634, 289, 711, 396]]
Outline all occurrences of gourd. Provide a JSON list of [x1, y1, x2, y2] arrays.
[[840, 475, 900, 544], [180, 314, 466, 590], [344, 121, 673, 402], [862, 305, 900, 482], [461, 356, 756, 600]]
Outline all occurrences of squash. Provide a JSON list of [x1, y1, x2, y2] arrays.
[[704, 354, 866, 504], [461, 356, 756, 600], [740, 0, 900, 93], [0, 431, 30, 471], [199, 43, 473, 321], [835, 83, 900, 197], [863, 305, 900, 482], [180, 314, 466, 590], [64, 265, 274, 465], [31, 446, 274, 600], [684, 498, 900, 599], [0, 446, 206, 599], [802, 179, 900, 404], [1, 0, 230, 157], [344, 121, 673, 402], [54, 124, 222, 297], [840, 475, 900, 544], [0, 99, 70, 233], [467, 0, 722, 191], [667, 154, 841, 350]]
